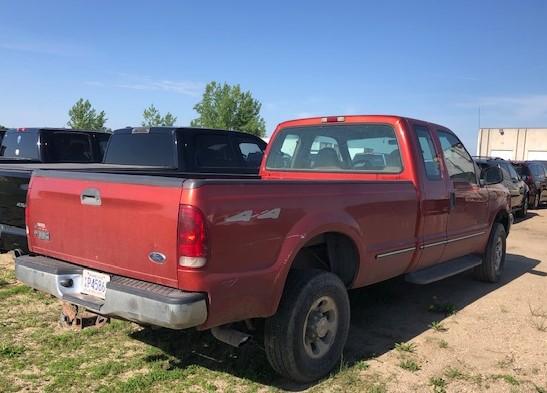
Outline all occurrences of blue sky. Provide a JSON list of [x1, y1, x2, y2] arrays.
[[1, 0, 546, 151]]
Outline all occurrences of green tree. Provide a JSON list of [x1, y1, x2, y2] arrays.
[[67, 98, 108, 130], [0, 125, 6, 130], [190, 81, 266, 137], [142, 104, 177, 127]]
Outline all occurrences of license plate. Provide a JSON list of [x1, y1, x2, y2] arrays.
[[82, 269, 110, 299]]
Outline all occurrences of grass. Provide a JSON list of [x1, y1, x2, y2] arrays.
[[394, 342, 416, 353], [438, 339, 449, 349], [0, 344, 25, 358], [0, 266, 391, 392], [493, 374, 520, 386], [429, 376, 447, 393], [398, 359, 421, 372], [429, 321, 448, 332], [444, 367, 464, 379]]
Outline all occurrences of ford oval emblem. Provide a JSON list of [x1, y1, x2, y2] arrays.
[[148, 252, 166, 264]]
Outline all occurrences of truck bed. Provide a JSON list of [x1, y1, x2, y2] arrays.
[[26, 170, 418, 327], [0, 164, 260, 252]]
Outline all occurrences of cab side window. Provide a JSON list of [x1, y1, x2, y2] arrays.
[[530, 163, 546, 179], [506, 163, 520, 181], [437, 131, 477, 184], [415, 126, 441, 180]]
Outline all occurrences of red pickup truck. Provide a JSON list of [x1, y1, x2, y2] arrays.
[[16, 115, 511, 382]]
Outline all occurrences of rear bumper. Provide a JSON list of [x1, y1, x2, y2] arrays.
[[15, 255, 207, 329], [0, 224, 28, 253]]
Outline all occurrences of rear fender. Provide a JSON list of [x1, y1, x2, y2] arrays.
[[266, 210, 363, 316]]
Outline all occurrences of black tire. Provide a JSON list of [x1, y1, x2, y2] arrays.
[[474, 223, 506, 283], [264, 269, 350, 383], [532, 194, 540, 210], [515, 195, 528, 218]]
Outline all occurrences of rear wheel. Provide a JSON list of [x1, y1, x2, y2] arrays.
[[264, 269, 350, 383], [533, 194, 540, 209], [474, 223, 506, 283]]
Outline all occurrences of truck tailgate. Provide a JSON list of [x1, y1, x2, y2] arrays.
[[27, 171, 184, 287]]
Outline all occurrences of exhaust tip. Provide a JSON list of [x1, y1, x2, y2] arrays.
[[211, 326, 251, 348]]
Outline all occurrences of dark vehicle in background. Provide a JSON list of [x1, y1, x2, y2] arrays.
[[474, 156, 529, 218], [0, 128, 111, 253], [511, 161, 547, 209], [0, 129, 6, 144], [0, 127, 266, 253], [104, 127, 266, 174], [0, 128, 110, 163]]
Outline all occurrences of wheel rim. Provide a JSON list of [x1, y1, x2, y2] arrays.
[[494, 236, 503, 271], [303, 296, 338, 359]]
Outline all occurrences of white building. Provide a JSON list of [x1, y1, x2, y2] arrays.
[[476, 128, 547, 160]]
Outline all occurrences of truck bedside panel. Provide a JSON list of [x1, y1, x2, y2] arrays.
[[178, 179, 418, 329]]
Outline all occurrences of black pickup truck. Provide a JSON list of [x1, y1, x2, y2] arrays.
[[0, 127, 266, 253], [0, 128, 110, 163]]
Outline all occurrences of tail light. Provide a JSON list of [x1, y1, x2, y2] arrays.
[[177, 205, 207, 268]]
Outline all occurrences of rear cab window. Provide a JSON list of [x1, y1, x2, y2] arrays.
[[103, 130, 177, 167], [42, 132, 95, 163], [266, 124, 403, 173], [0, 130, 41, 160]]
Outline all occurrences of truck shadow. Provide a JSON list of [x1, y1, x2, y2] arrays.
[[513, 211, 539, 224], [130, 253, 540, 391]]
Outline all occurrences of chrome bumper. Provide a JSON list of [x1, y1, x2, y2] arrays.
[[15, 255, 207, 329]]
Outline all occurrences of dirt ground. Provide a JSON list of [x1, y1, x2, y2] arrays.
[[338, 210, 547, 393], [0, 210, 546, 392]]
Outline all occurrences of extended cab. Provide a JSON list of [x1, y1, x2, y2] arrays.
[[0, 127, 265, 253], [16, 115, 511, 382]]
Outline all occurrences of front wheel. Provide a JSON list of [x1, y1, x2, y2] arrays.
[[474, 223, 506, 283], [264, 270, 350, 383]]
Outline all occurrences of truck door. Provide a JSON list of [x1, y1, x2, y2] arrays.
[[412, 125, 449, 269], [498, 161, 523, 209], [436, 130, 489, 261]]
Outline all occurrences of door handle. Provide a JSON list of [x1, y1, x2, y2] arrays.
[[80, 188, 102, 206], [449, 191, 456, 211]]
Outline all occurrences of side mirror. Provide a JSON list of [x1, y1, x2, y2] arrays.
[[481, 166, 503, 186]]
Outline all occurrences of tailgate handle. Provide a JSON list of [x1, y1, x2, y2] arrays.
[[80, 188, 102, 206]]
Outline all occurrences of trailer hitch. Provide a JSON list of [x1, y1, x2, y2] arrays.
[[59, 302, 110, 330]]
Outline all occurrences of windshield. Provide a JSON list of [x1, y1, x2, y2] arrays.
[[103, 133, 176, 167], [266, 124, 402, 173], [0, 131, 40, 160]]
